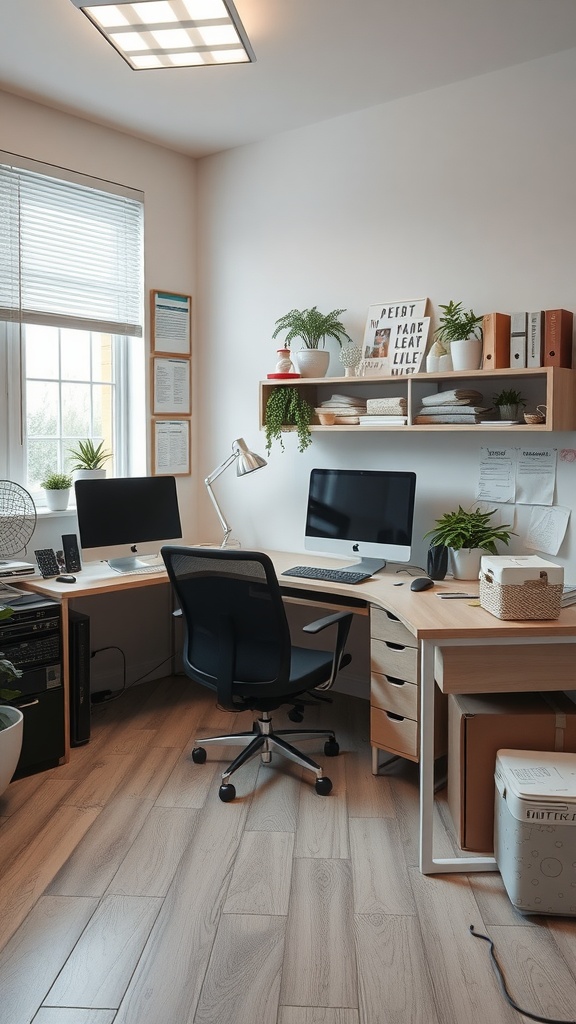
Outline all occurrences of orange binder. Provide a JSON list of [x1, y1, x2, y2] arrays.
[[544, 309, 573, 368], [482, 313, 511, 369]]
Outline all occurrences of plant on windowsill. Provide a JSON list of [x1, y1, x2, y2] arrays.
[[40, 471, 73, 512], [0, 606, 23, 796], [264, 386, 313, 454], [424, 505, 514, 580], [492, 388, 526, 422], [272, 306, 353, 378], [68, 439, 112, 480]]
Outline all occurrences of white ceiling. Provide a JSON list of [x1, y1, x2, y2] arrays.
[[2, 0, 576, 158]]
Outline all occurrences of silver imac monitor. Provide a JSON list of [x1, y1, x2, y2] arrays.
[[74, 475, 182, 573], [304, 467, 416, 573]]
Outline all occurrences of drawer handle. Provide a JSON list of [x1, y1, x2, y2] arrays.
[[385, 641, 406, 651], [386, 676, 406, 687], [386, 711, 404, 722], [16, 698, 40, 709], [385, 610, 400, 622]]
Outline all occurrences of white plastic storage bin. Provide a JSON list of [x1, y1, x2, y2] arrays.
[[494, 749, 576, 916]]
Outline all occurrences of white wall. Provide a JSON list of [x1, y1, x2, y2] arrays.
[[195, 49, 576, 585], [1, 92, 197, 689]]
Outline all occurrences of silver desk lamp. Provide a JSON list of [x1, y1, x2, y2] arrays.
[[204, 438, 267, 547]]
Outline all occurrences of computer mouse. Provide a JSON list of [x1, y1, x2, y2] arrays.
[[410, 576, 434, 592], [56, 575, 76, 584]]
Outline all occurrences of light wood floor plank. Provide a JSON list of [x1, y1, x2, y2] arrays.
[[355, 913, 440, 1024], [0, 804, 100, 950], [466, 871, 538, 927], [47, 796, 153, 897], [113, 783, 257, 1024], [349, 818, 416, 916], [0, 895, 98, 1024], [44, 895, 162, 1009], [279, 1010, 359, 1024], [0, 779, 76, 872], [546, 916, 576, 975], [409, 867, 520, 1024], [154, 748, 222, 808], [245, 759, 302, 830], [344, 750, 396, 818], [223, 830, 294, 915], [114, 743, 181, 799], [61, 753, 136, 808], [32, 1010, 116, 1024], [193, 913, 285, 1024], [106, 806, 197, 896], [280, 858, 357, 1008], [489, 924, 576, 1020], [294, 757, 349, 859]]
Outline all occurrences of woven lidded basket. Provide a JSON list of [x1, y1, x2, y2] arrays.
[[479, 572, 562, 620]]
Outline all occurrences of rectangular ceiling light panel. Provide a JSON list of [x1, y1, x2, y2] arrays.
[[71, 0, 255, 69]]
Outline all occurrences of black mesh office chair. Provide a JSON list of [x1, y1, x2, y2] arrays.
[[161, 546, 353, 802]]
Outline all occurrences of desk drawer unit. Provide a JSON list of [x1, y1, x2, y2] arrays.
[[370, 605, 446, 768]]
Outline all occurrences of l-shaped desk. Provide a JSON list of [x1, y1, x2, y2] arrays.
[[21, 549, 576, 876]]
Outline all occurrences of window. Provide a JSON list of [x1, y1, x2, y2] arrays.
[[0, 153, 144, 499]]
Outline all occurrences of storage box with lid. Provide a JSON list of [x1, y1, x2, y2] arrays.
[[479, 555, 564, 620], [494, 749, 576, 916]]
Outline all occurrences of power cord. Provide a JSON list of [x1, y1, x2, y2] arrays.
[[90, 648, 174, 706], [469, 925, 576, 1024]]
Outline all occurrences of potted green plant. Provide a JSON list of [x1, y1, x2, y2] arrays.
[[68, 439, 112, 480], [492, 388, 526, 422], [272, 306, 352, 378], [264, 386, 313, 454], [428, 300, 484, 372], [41, 471, 73, 511], [424, 505, 514, 579], [0, 606, 23, 797]]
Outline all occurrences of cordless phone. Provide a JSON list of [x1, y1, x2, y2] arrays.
[[34, 548, 61, 578]]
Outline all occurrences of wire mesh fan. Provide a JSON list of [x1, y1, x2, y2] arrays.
[[0, 480, 37, 557]]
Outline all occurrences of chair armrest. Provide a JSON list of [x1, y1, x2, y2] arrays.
[[302, 610, 352, 634], [302, 611, 353, 691]]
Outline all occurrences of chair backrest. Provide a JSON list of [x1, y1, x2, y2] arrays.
[[161, 546, 293, 710]]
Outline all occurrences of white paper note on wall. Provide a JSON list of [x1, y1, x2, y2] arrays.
[[516, 448, 556, 505], [477, 447, 516, 503], [525, 504, 570, 555]]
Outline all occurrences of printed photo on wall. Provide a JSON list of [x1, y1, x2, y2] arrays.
[[360, 298, 429, 376]]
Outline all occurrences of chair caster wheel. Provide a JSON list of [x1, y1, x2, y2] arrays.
[[324, 739, 339, 757], [288, 709, 304, 722], [219, 783, 236, 802], [192, 747, 207, 764], [315, 776, 332, 796]]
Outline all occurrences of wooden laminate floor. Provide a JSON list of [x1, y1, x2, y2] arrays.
[[1, 677, 575, 1024]]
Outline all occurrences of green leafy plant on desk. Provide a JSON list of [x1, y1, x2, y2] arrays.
[[424, 506, 514, 553]]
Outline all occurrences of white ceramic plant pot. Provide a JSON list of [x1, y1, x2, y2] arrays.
[[437, 352, 453, 373], [295, 349, 330, 378], [73, 469, 106, 482], [450, 547, 483, 580], [450, 338, 483, 371], [44, 488, 70, 511], [0, 706, 24, 796]]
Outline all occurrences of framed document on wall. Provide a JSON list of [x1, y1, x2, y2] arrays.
[[151, 291, 191, 355], [152, 418, 191, 476], [152, 357, 191, 415]]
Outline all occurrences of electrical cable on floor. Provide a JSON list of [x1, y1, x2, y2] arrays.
[[469, 925, 576, 1024], [90, 645, 126, 704]]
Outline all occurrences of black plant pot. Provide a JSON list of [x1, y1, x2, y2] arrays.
[[427, 544, 448, 581]]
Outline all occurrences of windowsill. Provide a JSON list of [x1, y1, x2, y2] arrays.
[[36, 505, 77, 518]]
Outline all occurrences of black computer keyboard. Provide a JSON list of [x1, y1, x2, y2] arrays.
[[281, 565, 372, 585]]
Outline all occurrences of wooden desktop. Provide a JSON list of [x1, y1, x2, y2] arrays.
[[21, 550, 576, 875]]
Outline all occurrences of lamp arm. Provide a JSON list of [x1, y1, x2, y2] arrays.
[[204, 450, 240, 547]]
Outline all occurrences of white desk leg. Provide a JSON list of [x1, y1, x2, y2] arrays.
[[418, 639, 498, 875]]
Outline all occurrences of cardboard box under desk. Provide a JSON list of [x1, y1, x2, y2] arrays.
[[447, 691, 576, 853]]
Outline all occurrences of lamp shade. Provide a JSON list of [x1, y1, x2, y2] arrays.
[[235, 437, 267, 476], [205, 437, 266, 546]]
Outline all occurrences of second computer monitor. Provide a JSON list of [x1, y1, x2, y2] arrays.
[[304, 467, 416, 572]]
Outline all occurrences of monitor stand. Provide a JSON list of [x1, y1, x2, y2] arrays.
[[343, 557, 387, 575], [107, 556, 155, 574]]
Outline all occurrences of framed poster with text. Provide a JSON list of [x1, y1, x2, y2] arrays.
[[152, 356, 191, 415], [152, 418, 191, 476], [151, 291, 191, 355]]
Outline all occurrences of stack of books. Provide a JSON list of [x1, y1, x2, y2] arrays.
[[359, 395, 407, 426], [414, 388, 495, 424], [318, 394, 367, 424], [561, 585, 576, 608]]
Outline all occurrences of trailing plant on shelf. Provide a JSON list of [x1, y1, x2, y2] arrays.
[[424, 505, 514, 553], [272, 307, 352, 350], [432, 300, 484, 355], [264, 387, 313, 454], [68, 439, 112, 471]]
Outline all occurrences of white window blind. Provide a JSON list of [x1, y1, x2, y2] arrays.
[[0, 156, 144, 336]]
